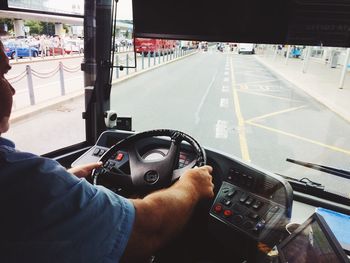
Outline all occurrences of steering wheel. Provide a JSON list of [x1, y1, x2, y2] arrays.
[[92, 129, 206, 193]]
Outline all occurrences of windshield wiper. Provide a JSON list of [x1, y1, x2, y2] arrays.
[[286, 158, 350, 180]]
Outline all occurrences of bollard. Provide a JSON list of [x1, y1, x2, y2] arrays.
[[15, 45, 18, 62], [154, 52, 156, 66], [29, 48, 32, 61], [163, 51, 165, 62], [115, 55, 119, 78], [26, 65, 35, 106], [148, 52, 151, 68], [59, 62, 66, 96], [158, 51, 161, 64], [142, 52, 145, 69], [126, 53, 129, 75]]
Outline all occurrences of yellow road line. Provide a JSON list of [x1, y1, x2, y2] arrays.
[[247, 121, 350, 156], [237, 89, 303, 102], [231, 58, 251, 162], [246, 105, 307, 123]]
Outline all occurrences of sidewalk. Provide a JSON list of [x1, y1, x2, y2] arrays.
[[255, 54, 350, 122]]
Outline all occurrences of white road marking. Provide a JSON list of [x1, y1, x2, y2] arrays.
[[222, 86, 229, 93], [195, 70, 218, 124], [220, 98, 229, 108], [224, 77, 229, 83], [215, 120, 228, 139], [224, 72, 229, 76]]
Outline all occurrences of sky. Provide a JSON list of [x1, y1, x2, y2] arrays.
[[42, 0, 133, 20]]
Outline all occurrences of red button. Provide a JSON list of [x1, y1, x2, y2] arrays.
[[214, 204, 222, 213], [224, 210, 233, 217], [116, 153, 124, 161]]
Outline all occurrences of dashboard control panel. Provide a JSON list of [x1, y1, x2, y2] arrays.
[[210, 181, 285, 241]]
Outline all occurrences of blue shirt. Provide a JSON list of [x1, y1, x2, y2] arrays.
[[0, 137, 135, 263]]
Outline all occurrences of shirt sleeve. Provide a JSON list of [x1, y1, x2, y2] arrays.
[[0, 152, 135, 263]]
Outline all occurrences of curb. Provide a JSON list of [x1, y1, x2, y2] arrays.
[[10, 51, 198, 124], [254, 55, 350, 123]]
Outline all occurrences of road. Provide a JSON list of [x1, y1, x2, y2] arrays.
[[6, 49, 350, 196], [110, 50, 350, 196]]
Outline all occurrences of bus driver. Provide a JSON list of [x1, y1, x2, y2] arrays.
[[0, 40, 214, 263]]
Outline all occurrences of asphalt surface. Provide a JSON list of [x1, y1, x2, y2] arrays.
[[110, 49, 350, 196], [5, 49, 350, 196]]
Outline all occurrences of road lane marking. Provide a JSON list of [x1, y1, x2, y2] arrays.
[[222, 86, 229, 93], [195, 70, 218, 124], [245, 105, 307, 123], [215, 120, 228, 139], [236, 79, 280, 86], [224, 71, 229, 76], [230, 58, 251, 162], [224, 77, 229, 83], [237, 89, 304, 102], [220, 98, 229, 108], [246, 121, 350, 156]]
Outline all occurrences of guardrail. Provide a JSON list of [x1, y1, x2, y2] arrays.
[[9, 47, 197, 111]]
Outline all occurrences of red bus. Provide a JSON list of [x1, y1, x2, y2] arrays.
[[135, 38, 176, 56]]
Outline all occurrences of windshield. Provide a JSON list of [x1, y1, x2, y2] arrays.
[[2, 0, 350, 199]]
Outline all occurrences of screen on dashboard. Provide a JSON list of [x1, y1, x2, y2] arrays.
[[278, 214, 349, 263]]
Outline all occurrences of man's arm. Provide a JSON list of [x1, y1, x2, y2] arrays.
[[121, 165, 214, 262]]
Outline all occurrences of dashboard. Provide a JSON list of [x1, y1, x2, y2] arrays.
[[72, 130, 294, 261]]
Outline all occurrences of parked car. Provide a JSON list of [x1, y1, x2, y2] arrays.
[[64, 39, 84, 54], [46, 46, 65, 56], [4, 41, 39, 59]]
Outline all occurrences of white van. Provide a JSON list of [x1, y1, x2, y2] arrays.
[[238, 43, 255, 54]]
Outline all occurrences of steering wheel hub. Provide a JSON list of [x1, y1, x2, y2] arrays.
[[144, 170, 159, 184]]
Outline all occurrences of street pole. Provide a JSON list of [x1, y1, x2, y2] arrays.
[[59, 62, 65, 96], [302, 46, 311, 74], [339, 48, 350, 89], [26, 65, 35, 105], [285, 45, 291, 65]]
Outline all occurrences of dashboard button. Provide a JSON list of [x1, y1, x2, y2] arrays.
[[98, 149, 105, 156], [227, 190, 236, 198], [214, 204, 222, 213], [270, 205, 280, 213], [248, 213, 259, 220], [93, 148, 100, 156], [116, 153, 124, 161], [239, 193, 249, 203], [221, 199, 232, 207], [252, 200, 263, 210], [224, 210, 233, 218], [253, 220, 266, 234], [245, 197, 254, 206]]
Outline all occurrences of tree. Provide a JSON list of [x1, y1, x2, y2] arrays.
[[0, 18, 14, 32], [40, 22, 55, 36], [25, 20, 43, 35]]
